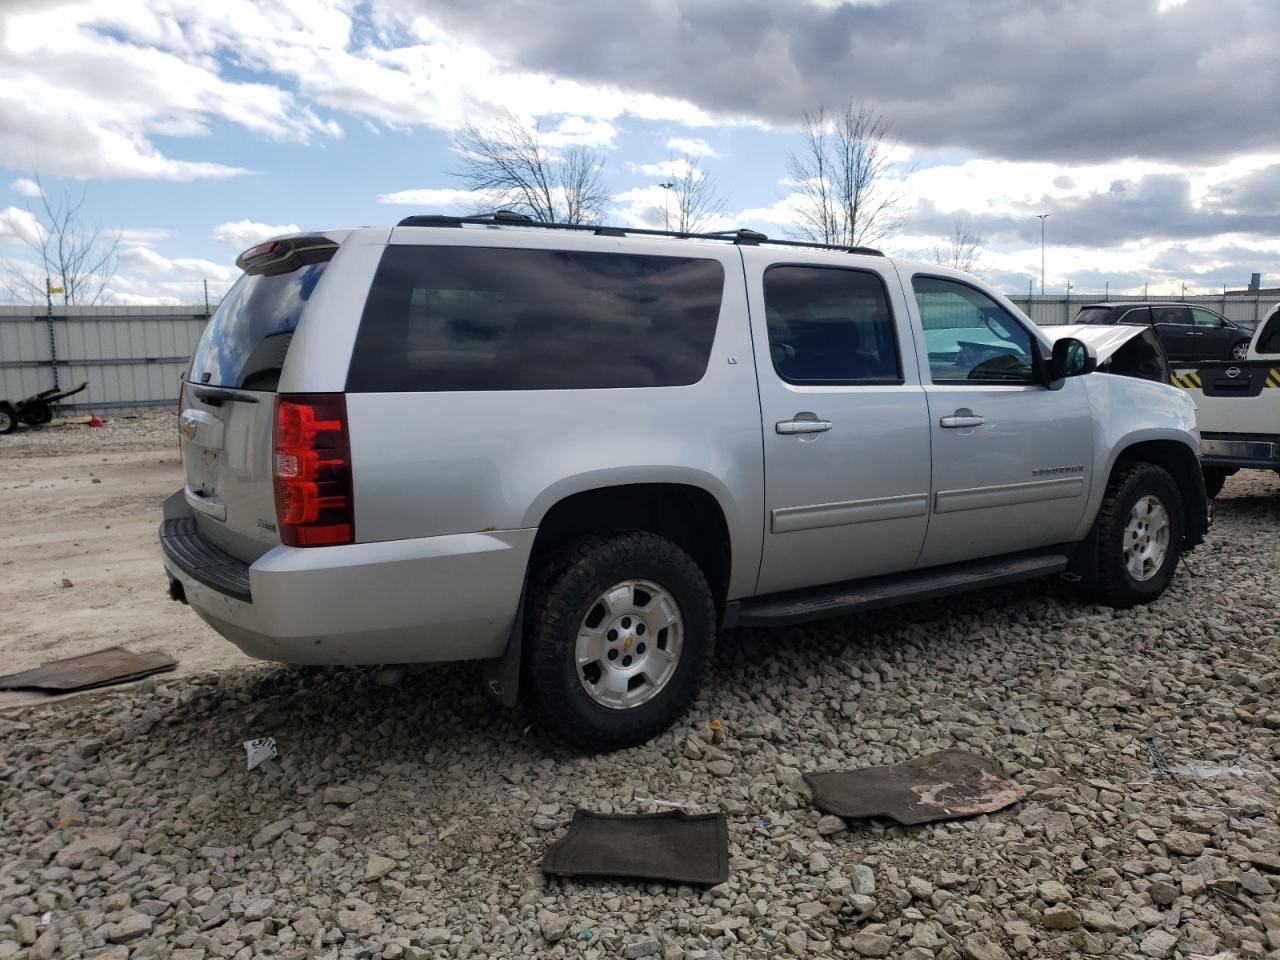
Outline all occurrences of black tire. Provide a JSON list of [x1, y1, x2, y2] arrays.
[[0, 404, 15, 434], [1202, 466, 1235, 500], [1094, 462, 1184, 608], [523, 532, 715, 752], [1230, 339, 1250, 361]]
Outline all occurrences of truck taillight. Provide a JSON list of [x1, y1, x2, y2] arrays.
[[272, 394, 353, 547]]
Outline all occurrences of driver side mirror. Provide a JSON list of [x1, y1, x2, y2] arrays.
[[1046, 337, 1096, 386]]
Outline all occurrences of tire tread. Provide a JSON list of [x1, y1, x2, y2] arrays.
[[523, 531, 715, 752]]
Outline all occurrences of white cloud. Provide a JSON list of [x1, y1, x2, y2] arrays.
[[539, 116, 616, 149], [0, 205, 45, 246], [0, 2, 718, 181], [629, 158, 700, 180], [107, 245, 239, 304], [9, 177, 40, 198], [0, 1, 333, 180], [212, 220, 302, 248], [375, 187, 479, 209], [666, 137, 718, 158]]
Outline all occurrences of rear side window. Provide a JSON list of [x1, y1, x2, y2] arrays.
[[1152, 306, 1189, 326], [1074, 306, 1112, 324], [762, 266, 901, 384], [346, 246, 724, 392], [1119, 306, 1152, 325], [189, 262, 329, 390]]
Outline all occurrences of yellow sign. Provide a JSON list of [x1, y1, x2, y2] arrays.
[[48, 286, 64, 294]]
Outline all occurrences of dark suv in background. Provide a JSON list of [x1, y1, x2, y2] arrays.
[[1073, 302, 1252, 361]]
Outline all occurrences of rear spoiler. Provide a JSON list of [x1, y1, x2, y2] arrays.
[[236, 235, 339, 277]]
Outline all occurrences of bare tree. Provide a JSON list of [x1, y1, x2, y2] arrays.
[[1, 172, 120, 305], [651, 156, 730, 233], [786, 101, 907, 249], [930, 215, 985, 275], [452, 111, 610, 225]]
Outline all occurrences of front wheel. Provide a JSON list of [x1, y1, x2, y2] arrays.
[[1094, 462, 1184, 608], [1230, 340, 1250, 361], [523, 532, 716, 752], [0, 404, 15, 435]]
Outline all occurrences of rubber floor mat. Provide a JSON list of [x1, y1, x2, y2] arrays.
[[0, 647, 177, 693], [804, 750, 1024, 826], [541, 810, 729, 886]]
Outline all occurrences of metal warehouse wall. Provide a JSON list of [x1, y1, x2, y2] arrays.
[[0, 306, 208, 414]]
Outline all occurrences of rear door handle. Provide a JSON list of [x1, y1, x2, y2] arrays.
[[776, 418, 832, 435], [940, 411, 985, 429], [184, 485, 227, 521]]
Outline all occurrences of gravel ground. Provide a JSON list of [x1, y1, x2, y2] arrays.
[[0, 412, 178, 458], [0, 411, 248, 710], [1, 465, 1278, 960]]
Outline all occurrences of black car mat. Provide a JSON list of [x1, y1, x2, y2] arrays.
[[541, 810, 729, 886], [804, 749, 1024, 826], [0, 647, 177, 692]]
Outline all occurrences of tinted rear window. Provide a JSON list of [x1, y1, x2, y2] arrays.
[[1074, 306, 1112, 324], [763, 266, 901, 383], [345, 245, 724, 392], [189, 262, 328, 390]]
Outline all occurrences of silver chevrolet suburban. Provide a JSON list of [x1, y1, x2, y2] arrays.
[[162, 214, 1209, 751]]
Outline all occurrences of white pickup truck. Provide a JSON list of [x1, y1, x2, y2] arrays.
[[1171, 303, 1280, 496]]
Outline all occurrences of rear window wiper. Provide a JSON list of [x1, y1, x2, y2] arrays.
[[190, 385, 260, 407]]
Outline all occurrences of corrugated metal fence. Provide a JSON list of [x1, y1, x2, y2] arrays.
[[2, 294, 1278, 414], [0, 306, 208, 414]]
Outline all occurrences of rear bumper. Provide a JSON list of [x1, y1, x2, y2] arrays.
[[1200, 434, 1280, 471], [160, 491, 535, 665]]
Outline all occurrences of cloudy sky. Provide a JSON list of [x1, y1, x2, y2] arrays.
[[1, 0, 1278, 304]]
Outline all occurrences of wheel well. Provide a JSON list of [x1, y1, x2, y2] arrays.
[[530, 484, 732, 606], [1113, 440, 1209, 548]]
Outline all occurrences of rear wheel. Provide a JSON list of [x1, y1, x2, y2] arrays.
[[0, 404, 15, 434], [1230, 340, 1250, 360], [523, 532, 715, 752], [1202, 466, 1235, 499], [1094, 462, 1184, 607]]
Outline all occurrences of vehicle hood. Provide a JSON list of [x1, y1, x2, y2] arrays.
[[1045, 324, 1148, 363]]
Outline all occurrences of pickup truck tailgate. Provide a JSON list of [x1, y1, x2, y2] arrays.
[[1172, 360, 1280, 466]]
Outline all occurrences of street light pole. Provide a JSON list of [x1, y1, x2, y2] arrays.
[[1035, 214, 1050, 296], [658, 181, 675, 231]]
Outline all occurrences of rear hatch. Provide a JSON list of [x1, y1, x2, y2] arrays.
[[180, 236, 337, 563]]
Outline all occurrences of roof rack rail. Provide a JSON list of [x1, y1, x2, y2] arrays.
[[393, 213, 884, 256]]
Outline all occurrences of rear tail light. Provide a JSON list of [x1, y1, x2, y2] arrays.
[[272, 393, 354, 547]]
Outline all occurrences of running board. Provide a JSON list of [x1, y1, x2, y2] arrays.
[[723, 550, 1072, 629]]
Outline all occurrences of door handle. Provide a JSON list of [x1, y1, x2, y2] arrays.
[[184, 485, 227, 521], [776, 418, 832, 435], [940, 410, 985, 429]]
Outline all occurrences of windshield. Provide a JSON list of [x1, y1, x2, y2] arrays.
[[188, 261, 329, 390]]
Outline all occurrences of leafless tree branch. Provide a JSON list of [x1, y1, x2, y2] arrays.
[[452, 111, 609, 225], [930, 215, 985, 275], [650, 157, 730, 233], [786, 101, 908, 249], [0, 170, 120, 305]]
